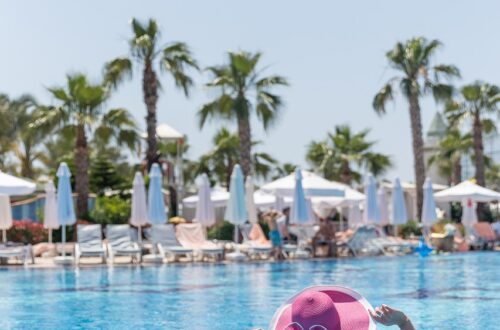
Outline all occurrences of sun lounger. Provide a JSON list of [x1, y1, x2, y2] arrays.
[[144, 224, 194, 262], [337, 225, 385, 257], [75, 224, 106, 264], [287, 225, 320, 258], [175, 223, 224, 261], [239, 223, 272, 259], [0, 243, 34, 265], [105, 225, 142, 263], [372, 227, 416, 254], [472, 222, 498, 249]]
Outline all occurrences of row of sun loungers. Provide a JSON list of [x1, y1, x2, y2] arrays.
[[1, 221, 498, 265], [74, 223, 225, 264]]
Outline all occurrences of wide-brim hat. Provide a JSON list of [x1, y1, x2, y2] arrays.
[[269, 286, 376, 330]]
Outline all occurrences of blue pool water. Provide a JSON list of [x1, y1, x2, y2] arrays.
[[0, 252, 498, 329]]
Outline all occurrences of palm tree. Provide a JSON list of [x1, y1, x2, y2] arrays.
[[428, 128, 472, 185], [198, 51, 288, 177], [9, 95, 46, 178], [373, 37, 460, 219], [198, 128, 277, 188], [0, 94, 16, 167], [104, 18, 199, 169], [34, 73, 139, 218], [272, 162, 298, 180], [445, 82, 500, 187], [306, 125, 392, 185]]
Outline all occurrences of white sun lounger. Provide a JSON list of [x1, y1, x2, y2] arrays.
[[75, 224, 107, 264], [239, 223, 272, 259], [176, 223, 224, 261], [105, 225, 142, 263], [337, 225, 385, 257], [0, 244, 34, 265], [145, 224, 194, 262], [287, 225, 320, 259]]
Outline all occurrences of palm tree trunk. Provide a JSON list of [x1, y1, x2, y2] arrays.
[[226, 159, 234, 189], [340, 160, 351, 184], [143, 61, 159, 170], [21, 141, 33, 179], [408, 93, 426, 220], [472, 109, 487, 219], [472, 110, 486, 186], [452, 159, 462, 185], [75, 124, 89, 219], [237, 115, 252, 177]]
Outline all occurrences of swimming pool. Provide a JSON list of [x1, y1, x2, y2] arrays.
[[0, 252, 498, 329]]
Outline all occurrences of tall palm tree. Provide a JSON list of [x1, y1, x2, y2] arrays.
[[198, 128, 277, 188], [104, 18, 199, 169], [306, 125, 392, 185], [445, 82, 500, 187], [428, 128, 472, 185], [373, 37, 460, 219], [34, 73, 139, 218], [198, 51, 288, 177], [9, 95, 46, 178]]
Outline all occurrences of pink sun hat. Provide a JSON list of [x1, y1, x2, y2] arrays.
[[269, 286, 377, 330]]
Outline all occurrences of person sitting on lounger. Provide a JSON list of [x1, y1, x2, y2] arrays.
[[312, 217, 337, 257]]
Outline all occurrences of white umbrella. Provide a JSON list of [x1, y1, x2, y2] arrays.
[[195, 174, 216, 227], [183, 188, 290, 209], [0, 194, 12, 243], [421, 178, 438, 226], [377, 187, 389, 225], [461, 198, 478, 227], [261, 170, 345, 197], [434, 180, 500, 202], [130, 172, 148, 242], [274, 195, 286, 212], [363, 174, 380, 224], [391, 178, 408, 225], [348, 203, 363, 227], [0, 171, 36, 195], [183, 188, 229, 208], [245, 176, 258, 223], [43, 181, 59, 243], [311, 184, 364, 209]]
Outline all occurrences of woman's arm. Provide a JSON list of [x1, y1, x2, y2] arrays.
[[369, 305, 416, 330]]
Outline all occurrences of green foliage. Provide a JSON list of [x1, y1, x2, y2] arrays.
[[89, 156, 127, 195], [196, 128, 277, 187], [400, 220, 422, 238], [306, 125, 391, 184], [199, 51, 287, 130], [104, 18, 199, 96], [373, 37, 459, 113], [90, 196, 131, 225], [207, 221, 235, 240], [428, 128, 472, 184]]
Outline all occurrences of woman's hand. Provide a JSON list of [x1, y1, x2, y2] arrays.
[[369, 305, 415, 330]]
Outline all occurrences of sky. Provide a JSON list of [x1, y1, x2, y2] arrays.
[[1, 0, 500, 183]]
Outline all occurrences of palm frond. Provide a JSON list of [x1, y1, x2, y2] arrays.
[[372, 83, 394, 114], [433, 64, 460, 81], [160, 42, 199, 96], [103, 57, 133, 90]]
